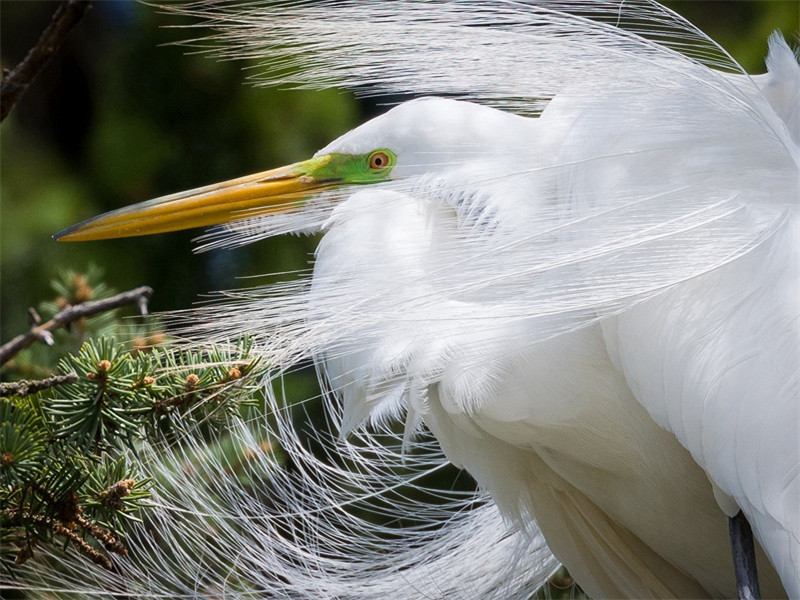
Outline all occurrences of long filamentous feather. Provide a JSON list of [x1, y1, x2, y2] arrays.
[[167, 0, 746, 102], [8, 409, 557, 598], [188, 0, 794, 341]]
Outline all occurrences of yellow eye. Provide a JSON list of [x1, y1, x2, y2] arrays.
[[368, 151, 390, 170]]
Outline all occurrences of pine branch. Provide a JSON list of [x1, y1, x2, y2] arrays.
[[0, 373, 78, 398], [4, 508, 114, 570], [0, 0, 92, 122], [0, 286, 153, 365]]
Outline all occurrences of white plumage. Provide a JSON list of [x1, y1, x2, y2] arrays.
[[10, 1, 798, 598]]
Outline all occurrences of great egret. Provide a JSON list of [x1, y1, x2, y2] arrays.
[[28, 1, 800, 598]]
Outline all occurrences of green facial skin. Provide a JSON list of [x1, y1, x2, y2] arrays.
[[305, 149, 397, 184]]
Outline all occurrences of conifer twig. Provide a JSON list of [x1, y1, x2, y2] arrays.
[[0, 0, 92, 121], [0, 373, 78, 397], [0, 286, 153, 365]]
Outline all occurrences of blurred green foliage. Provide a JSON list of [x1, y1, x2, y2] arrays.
[[1, 1, 361, 343]]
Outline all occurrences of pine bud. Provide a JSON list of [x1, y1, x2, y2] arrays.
[[72, 274, 93, 303], [100, 479, 137, 510]]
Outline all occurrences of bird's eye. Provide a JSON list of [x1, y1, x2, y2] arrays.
[[368, 151, 390, 170]]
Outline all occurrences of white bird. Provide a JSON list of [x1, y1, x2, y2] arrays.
[[25, 1, 800, 598]]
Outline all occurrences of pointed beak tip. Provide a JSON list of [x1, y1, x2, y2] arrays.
[[52, 223, 85, 242]]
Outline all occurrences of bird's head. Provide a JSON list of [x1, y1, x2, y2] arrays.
[[54, 97, 534, 242]]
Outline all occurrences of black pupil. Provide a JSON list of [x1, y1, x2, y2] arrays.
[[373, 155, 384, 167]]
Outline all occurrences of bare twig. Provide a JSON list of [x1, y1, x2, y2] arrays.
[[27, 308, 42, 327], [0, 373, 78, 397], [0, 0, 92, 122], [0, 286, 153, 365]]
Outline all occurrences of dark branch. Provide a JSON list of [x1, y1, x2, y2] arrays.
[[0, 0, 92, 122], [0, 286, 153, 365], [0, 373, 78, 397]]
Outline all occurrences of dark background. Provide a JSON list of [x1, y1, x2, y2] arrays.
[[2, 0, 798, 341]]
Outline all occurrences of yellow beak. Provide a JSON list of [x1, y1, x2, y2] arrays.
[[54, 159, 336, 242]]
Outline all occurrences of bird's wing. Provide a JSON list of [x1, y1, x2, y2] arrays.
[[593, 36, 800, 595], [601, 214, 799, 596]]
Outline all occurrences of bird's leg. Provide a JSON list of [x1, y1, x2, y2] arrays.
[[728, 510, 761, 600]]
